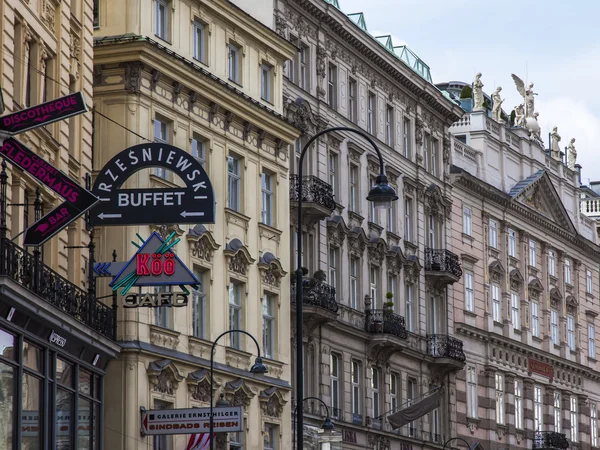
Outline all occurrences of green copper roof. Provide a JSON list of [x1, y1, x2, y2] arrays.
[[375, 35, 394, 52], [324, 0, 340, 7], [347, 13, 368, 31], [394, 45, 432, 83]]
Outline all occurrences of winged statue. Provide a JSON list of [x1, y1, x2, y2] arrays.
[[511, 73, 536, 118]]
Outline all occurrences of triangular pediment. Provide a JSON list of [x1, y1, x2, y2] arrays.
[[489, 260, 505, 275], [528, 278, 544, 293], [509, 171, 576, 233]]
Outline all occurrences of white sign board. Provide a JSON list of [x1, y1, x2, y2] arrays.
[[141, 407, 244, 436]]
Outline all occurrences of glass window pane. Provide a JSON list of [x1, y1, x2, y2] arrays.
[[56, 388, 73, 449], [22, 372, 42, 448], [23, 341, 42, 372], [94, 376, 101, 400], [79, 369, 92, 396], [92, 403, 100, 450], [0, 328, 15, 360], [0, 361, 14, 448], [78, 397, 92, 449], [57, 358, 74, 387]]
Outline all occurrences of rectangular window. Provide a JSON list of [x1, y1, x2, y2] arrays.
[[298, 44, 307, 89], [261, 64, 272, 102], [93, 0, 100, 28], [431, 138, 438, 177], [330, 354, 340, 416], [261, 171, 273, 226], [154, 286, 170, 328], [551, 309, 559, 345], [329, 247, 338, 290], [349, 78, 357, 122], [515, 380, 523, 429], [155, 0, 169, 40], [228, 44, 240, 84], [489, 219, 498, 249], [369, 177, 376, 223], [351, 361, 361, 416], [349, 165, 358, 212], [467, 366, 478, 418], [262, 294, 275, 359], [328, 64, 337, 108], [588, 269, 594, 293], [495, 373, 504, 425], [492, 284, 501, 322], [153, 119, 169, 179], [534, 385, 543, 432], [571, 396, 578, 442], [592, 403, 599, 447], [590, 324, 596, 359], [387, 202, 395, 233], [554, 391, 561, 433], [367, 92, 376, 134], [565, 259, 572, 284], [465, 271, 474, 312], [43, 57, 53, 103], [227, 155, 241, 211], [532, 301, 540, 338], [264, 424, 278, 450], [403, 117, 411, 158], [25, 43, 33, 108], [191, 134, 206, 167], [405, 283, 413, 332], [370, 266, 378, 309], [390, 373, 399, 412], [424, 134, 431, 172], [329, 153, 338, 196], [192, 271, 207, 339], [229, 283, 242, 349], [404, 198, 413, 242], [407, 378, 415, 436], [350, 257, 359, 309], [511, 292, 520, 330], [508, 228, 517, 257], [463, 206, 472, 236], [371, 367, 380, 418], [428, 215, 436, 247], [153, 400, 172, 450], [567, 314, 575, 351], [529, 239, 537, 267], [385, 105, 393, 146], [193, 21, 206, 63], [549, 250, 556, 277]]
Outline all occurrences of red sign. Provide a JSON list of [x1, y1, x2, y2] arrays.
[[528, 358, 554, 381], [136, 253, 176, 276]]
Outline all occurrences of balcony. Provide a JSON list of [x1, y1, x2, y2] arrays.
[[365, 309, 408, 356], [290, 175, 335, 227], [0, 238, 115, 340], [532, 431, 569, 450], [427, 334, 466, 371], [291, 278, 338, 325], [424, 248, 462, 287], [582, 198, 600, 218]]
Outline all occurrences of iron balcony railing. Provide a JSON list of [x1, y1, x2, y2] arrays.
[[424, 248, 463, 278], [0, 238, 115, 340], [427, 335, 466, 362], [365, 309, 408, 339], [532, 431, 569, 449], [289, 175, 336, 211], [291, 279, 338, 314]]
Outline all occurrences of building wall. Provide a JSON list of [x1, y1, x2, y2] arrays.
[[93, 0, 299, 448]]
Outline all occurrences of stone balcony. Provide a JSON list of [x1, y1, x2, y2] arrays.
[[532, 431, 569, 450], [365, 309, 408, 356], [291, 278, 338, 325], [427, 334, 466, 371], [290, 175, 335, 227], [582, 198, 600, 218], [424, 248, 462, 287]]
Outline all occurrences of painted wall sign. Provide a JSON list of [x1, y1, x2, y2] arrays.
[[0, 92, 87, 134], [528, 358, 554, 381], [89, 143, 215, 226], [22, 410, 93, 437], [49, 330, 67, 347], [123, 292, 188, 308], [0, 138, 99, 246], [140, 407, 243, 436]]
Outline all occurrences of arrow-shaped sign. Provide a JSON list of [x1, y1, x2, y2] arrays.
[[180, 211, 205, 218], [93, 261, 126, 277], [97, 213, 122, 220], [0, 138, 99, 246]]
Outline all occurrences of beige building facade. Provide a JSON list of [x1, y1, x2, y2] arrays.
[[447, 105, 600, 449], [276, 1, 469, 449], [93, 0, 299, 449]]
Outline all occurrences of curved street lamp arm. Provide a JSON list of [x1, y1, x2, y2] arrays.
[[442, 437, 475, 450], [210, 329, 263, 359], [294, 396, 331, 419]]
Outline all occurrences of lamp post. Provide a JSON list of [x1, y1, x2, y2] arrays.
[[442, 437, 482, 450], [293, 397, 335, 450], [295, 124, 398, 450], [209, 329, 268, 450]]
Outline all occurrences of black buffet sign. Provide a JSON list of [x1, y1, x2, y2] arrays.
[[89, 143, 215, 226]]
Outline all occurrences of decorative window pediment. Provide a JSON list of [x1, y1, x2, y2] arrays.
[[367, 237, 388, 265], [187, 369, 211, 403], [327, 216, 348, 247], [259, 387, 287, 418], [403, 255, 421, 284], [528, 278, 544, 300], [147, 359, 184, 396], [489, 260, 505, 282], [224, 379, 256, 407], [347, 226, 368, 256], [387, 246, 406, 275], [424, 183, 448, 221], [566, 295, 578, 314], [284, 97, 318, 134], [550, 287, 562, 303], [366, 153, 380, 175], [510, 268, 523, 289], [224, 238, 255, 276], [258, 252, 286, 288], [188, 225, 221, 262]]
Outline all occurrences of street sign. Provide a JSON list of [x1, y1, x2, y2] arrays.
[[93, 261, 126, 277], [0, 92, 87, 135], [0, 138, 99, 246], [89, 143, 215, 226], [123, 291, 188, 307], [140, 407, 243, 436]]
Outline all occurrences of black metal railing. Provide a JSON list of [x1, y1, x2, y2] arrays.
[[290, 175, 336, 211], [424, 248, 463, 278], [427, 335, 466, 362], [0, 238, 115, 340], [365, 309, 408, 339], [291, 279, 338, 314], [532, 431, 569, 449]]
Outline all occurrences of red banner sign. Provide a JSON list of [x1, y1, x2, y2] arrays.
[[528, 358, 554, 381]]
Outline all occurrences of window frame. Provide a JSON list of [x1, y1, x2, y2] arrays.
[[529, 239, 537, 267], [155, 0, 169, 41], [592, 403, 599, 447], [467, 365, 478, 418], [262, 293, 275, 359], [350, 256, 359, 309], [227, 43, 241, 85], [261, 171, 274, 226], [492, 284, 501, 323], [570, 396, 578, 442], [404, 197, 413, 242], [511, 292, 520, 330], [590, 324, 596, 359], [515, 379, 523, 429], [385, 105, 393, 146], [348, 77, 357, 123], [489, 219, 498, 249], [330, 354, 340, 416], [351, 360, 361, 416], [367, 92, 376, 135], [260, 63, 273, 103], [463, 206, 472, 236], [227, 155, 242, 211], [328, 246, 339, 290], [587, 269, 594, 294], [327, 64, 337, 108], [403, 117, 411, 158], [465, 271, 474, 313], [228, 282, 243, 349], [565, 258, 572, 285], [532, 301, 540, 338], [371, 367, 380, 418], [554, 390, 561, 433], [192, 270, 207, 339], [192, 20, 207, 63], [548, 250, 556, 277], [405, 283, 414, 332], [191, 133, 207, 168], [349, 164, 358, 213], [551, 309, 559, 345], [508, 228, 517, 257], [495, 373, 504, 425], [567, 314, 575, 351], [534, 385, 543, 432]]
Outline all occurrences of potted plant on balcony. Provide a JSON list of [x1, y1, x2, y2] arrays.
[[383, 292, 394, 318], [313, 269, 327, 282]]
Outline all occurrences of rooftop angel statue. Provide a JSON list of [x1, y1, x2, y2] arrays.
[[511, 74, 537, 118]]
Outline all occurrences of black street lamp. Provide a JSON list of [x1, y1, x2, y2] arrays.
[[293, 396, 335, 450], [295, 124, 398, 450], [442, 437, 483, 450], [209, 329, 267, 450]]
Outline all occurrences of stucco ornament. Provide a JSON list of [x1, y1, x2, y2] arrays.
[[567, 138, 577, 169], [550, 126, 561, 160], [491, 87, 505, 123], [472, 72, 484, 111]]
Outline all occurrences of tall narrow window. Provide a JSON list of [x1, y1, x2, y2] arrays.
[[227, 156, 241, 211], [565, 258, 572, 284], [370, 267, 378, 308], [529, 239, 537, 267], [534, 385, 543, 431], [587, 269, 593, 293], [592, 403, 599, 447], [489, 219, 498, 248], [25, 42, 33, 107], [403, 118, 411, 158], [428, 215, 436, 248], [511, 292, 520, 329], [492, 284, 501, 322], [328, 64, 337, 108], [264, 424, 277, 450], [298, 44, 307, 89], [191, 134, 206, 167], [261, 64, 272, 102], [515, 380, 523, 429], [367, 92, 375, 134], [404, 198, 413, 242], [155, 0, 169, 40], [467, 366, 478, 418], [93, 0, 100, 27], [348, 78, 357, 122], [589, 324, 596, 359], [495, 373, 504, 425], [431, 138, 438, 177], [349, 165, 358, 212], [193, 21, 206, 63], [351, 361, 361, 416], [423, 134, 431, 172], [465, 271, 474, 313], [154, 286, 171, 328], [571, 396, 578, 442], [330, 354, 340, 417], [261, 171, 273, 225], [390, 373, 398, 412], [554, 391, 561, 433], [463, 206, 472, 236], [405, 283, 413, 332], [567, 314, 575, 351], [228, 44, 240, 84], [551, 309, 559, 345], [153, 119, 169, 179], [508, 228, 517, 257], [387, 202, 395, 233], [385, 105, 393, 146], [548, 250, 556, 277], [228, 283, 242, 349], [369, 177, 376, 223], [192, 271, 207, 338], [43, 57, 53, 103], [262, 294, 275, 359], [407, 379, 415, 436], [371, 367, 380, 418], [532, 301, 540, 337], [350, 257, 359, 309], [329, 153, 338, 196], [329, 247, 338, 290]]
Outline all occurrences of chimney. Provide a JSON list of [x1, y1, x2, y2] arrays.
[[575, 164, 582, 186]]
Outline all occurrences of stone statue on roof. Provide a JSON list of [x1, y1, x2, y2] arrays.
[[567, 138, 577, 170], [512, 74, 537, 118], [550, 127, 561, 160], [514, 104, 526, 127], [491, 87, 505, 123], [472, 73, 484, 111]]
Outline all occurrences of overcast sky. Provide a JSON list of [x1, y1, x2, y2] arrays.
[[336, 0, 600, 184]]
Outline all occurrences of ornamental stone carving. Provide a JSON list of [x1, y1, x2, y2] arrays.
[[259, 387, 287, 418], [188, 225, 221, 262], [224, 239, 255, 276], [403, 257, 421, 284], [347, 227, 368, 256], [424, 184, 446, 221], [258, 252, 286, 288], [122, 61, 144, 93], [367, 238, 387, 265], [147, 360, 184, 396], [187, 370, 211, 402], [327, 216, 347, 247], [387, 246, 406, 275], [224, 379, 256, 407], [415, 115, 424, 147], [275, 15, 287, 37], [284, 98, 318, 134]]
